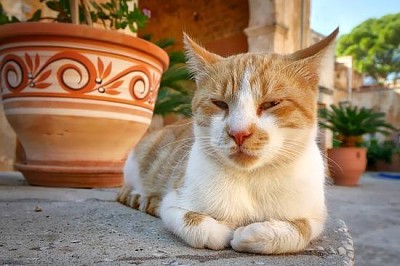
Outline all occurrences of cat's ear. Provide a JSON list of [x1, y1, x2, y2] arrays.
[[289, 27, 339, 62], [287, 28, 339, 85], [183, 33, 223, 81]]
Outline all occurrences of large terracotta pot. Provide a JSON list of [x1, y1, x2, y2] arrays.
[[0, 23, 169, 188], [327, 147, 367, 186]]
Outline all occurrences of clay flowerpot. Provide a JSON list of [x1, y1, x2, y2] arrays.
[[327, 147, 367, 186], [0, 23, 169, 188]]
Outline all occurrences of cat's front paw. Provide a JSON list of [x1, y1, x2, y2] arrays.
[[180, 212, 234, 250], [231, 222, 272, 254]]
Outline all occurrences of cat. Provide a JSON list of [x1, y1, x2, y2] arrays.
[[117, 28, 338, 254]]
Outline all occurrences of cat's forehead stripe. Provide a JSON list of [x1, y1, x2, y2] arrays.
[[239, 67, 252, 94]]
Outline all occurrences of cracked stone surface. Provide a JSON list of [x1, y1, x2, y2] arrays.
[[0, 172, 358, 265]]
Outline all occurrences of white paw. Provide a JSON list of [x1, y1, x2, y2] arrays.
[[183, 216, 234, 250], [231, 222, 272, 254]]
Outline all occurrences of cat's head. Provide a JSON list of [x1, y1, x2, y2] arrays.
[[184, 29, 338, 170]]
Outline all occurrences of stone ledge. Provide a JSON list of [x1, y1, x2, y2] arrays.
[[0, 172, 354, 265]]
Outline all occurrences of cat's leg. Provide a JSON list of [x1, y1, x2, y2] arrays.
[[117, 188, 160, 217], [116, 185, 133, 203], [160, 191, 234, 250], [117, 150, 161, 217], [231, 218, 325, 254]]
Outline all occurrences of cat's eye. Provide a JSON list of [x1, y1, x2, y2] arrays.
[[212, 100, 229, 111], [258, 100, 281, 112]]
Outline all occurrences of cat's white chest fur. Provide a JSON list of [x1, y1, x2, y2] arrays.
[[176, 139, 326, 227]]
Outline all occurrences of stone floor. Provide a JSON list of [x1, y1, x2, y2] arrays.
[[3, 171, 400, 265], [0, 172, 357, 265], [326, 172, 400, 266]]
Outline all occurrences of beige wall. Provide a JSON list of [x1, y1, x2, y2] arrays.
[[245, 0, 311, 53], [334, 62, 364, 91], [139, 0, 249, 56], [351, 89, 400, 131], [332, 55, 398, 137]]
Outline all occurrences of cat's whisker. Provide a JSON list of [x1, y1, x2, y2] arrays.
[[166, 120, 194, 127], [323, 155, 344, 174], [159, 138, 193, 148], [159, 136, 213, 150]]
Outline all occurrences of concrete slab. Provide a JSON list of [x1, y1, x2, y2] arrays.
[[0, 172, 353, 265], [326, 172, 400, 266]]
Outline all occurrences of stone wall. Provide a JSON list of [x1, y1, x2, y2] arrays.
[[352, 89, 400, 131], [138, 0, 249, 56], [334, 62, 364, 92], [245, 0, 311, 53]]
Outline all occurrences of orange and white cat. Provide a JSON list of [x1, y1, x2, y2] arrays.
[[118, 28, 338, 254]]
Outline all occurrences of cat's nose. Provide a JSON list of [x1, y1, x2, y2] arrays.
[[228, 130, 252, 146]]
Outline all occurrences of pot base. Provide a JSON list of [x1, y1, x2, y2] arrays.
[[15, 163, 123, 188]]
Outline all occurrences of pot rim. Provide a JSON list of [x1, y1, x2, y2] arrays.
[[0, 22, 169, 71]]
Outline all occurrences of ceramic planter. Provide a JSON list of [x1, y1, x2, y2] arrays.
[[0, 23, 169, 188], [327, 147, 367, 186]]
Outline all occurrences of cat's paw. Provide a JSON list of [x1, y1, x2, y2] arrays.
[[231, 222, 273, 254], [120, 190, 160, 217], [180, 212, 234, 250]]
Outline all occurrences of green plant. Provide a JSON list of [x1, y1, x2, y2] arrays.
[[149, 37, 194, 117], [319, 104, 396, 147], [336, 13, 400, 84], [0, 0, 148, 33], [0, 4, 20, 24], [366, 139, 395, 166]]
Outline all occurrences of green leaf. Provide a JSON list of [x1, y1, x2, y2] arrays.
[[27, 10, 42, 22], [46, 1, 60, 12], [156, 38, 176, 49]]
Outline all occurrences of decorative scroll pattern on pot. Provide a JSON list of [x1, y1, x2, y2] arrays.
[[0, 51, 160, 110]]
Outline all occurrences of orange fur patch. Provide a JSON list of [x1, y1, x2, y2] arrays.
[[184, 211, 207, 227], [290, 219, 312, 241]]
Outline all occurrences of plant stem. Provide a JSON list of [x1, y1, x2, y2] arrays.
[[80, 0, 92, 26], [70, 0, 79, 24]]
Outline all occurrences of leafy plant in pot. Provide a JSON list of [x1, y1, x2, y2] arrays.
[[150, 37, 194, 128], [0, 0, 169, 188], [366, 139, 400, 172], [319, 104, 395, 186]]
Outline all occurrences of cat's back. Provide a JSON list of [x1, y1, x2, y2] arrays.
[[135, 118, 194, 163], [124, 119, 194, 195]]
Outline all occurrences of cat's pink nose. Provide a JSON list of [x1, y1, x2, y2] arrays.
[[228, 130, 252, 146]]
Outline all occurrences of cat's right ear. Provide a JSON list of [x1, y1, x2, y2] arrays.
[[183, 33, 223, 81]]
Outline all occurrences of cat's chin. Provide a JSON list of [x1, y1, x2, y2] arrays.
[[228, 149, 260, 169]]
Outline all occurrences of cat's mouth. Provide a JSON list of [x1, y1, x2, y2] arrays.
[[228, 148, 259, 166]]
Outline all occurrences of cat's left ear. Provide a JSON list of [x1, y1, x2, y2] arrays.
[[183, 33, 223, 81], [289, 27, 339, 62], [288, 27, 339, 79]]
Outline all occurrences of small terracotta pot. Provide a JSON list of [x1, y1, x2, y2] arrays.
[[327, 147, 367, 186], [0, 23, 169, 188], [376, 153, 400, 172]]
